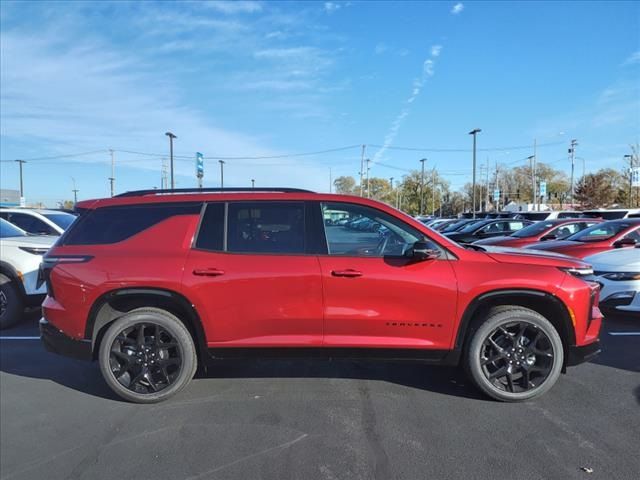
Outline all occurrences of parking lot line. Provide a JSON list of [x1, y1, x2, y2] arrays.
[[608, 332, 640, 336], [0, 336, 40, 340]]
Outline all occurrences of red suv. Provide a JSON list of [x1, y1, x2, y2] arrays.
[[40, 188, 602, 403]]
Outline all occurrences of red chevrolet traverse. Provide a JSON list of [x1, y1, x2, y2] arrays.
[[40, 189, 602, 403]]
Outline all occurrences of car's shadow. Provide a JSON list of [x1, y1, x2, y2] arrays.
[[1, 313, 638, 404]]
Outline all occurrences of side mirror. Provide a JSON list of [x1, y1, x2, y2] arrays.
[[613, 238, 637, 248], [406, 241, 441, 261], [540, 234, 557, 241]]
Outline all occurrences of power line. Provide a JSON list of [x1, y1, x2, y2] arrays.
[[368, 140, 564, 153]]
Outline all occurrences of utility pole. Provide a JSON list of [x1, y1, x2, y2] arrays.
[[108, 149, 115, 197], [533, 139, 538, 211], [251, 179, 255, 189], [219, 160, 225, 188], [485, 158, 490, 212], [528, 155, 535, 211], [625, 154, 634, 208], [365, 158, 371, 198], [468, 129, 481, 218], [71, 177, 79, 204], [15, 160, 26, 203], [359, 145, 366, 196], [431, 168, 436, 216], [569, 139, 577, 206], [420, 158, 427, 215], [396, 180, 401, 209], [389, 177, 394, 204], [165, 132, 177, 189], [161, 158, 169, 189], [495, 162, 500, 211]]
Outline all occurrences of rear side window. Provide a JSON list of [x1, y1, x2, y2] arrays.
[[4, 213, 57, 235], [227, 202, 305, 254], [195, 203, 225, 251], [62, 203, 201, 245]]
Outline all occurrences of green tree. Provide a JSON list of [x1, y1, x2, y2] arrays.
[[333, 176, 357, 194]]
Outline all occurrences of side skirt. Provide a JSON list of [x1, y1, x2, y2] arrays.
[[205, 347, 460, 366]]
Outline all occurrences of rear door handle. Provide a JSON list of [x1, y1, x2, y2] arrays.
[[192, 268, 225, 277], [331, 269, 363, 278]]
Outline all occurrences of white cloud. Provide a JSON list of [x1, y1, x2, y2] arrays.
[[324, 2, 341, 13], [430, 45, 442, 57], [451, 3, 464, 15], [200, 1, 263, 14], [374, 43, 388, 55], [622, 51, 640, 66]]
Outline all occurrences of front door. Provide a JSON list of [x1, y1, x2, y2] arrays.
[[317, 202, 458, 351], [182, 201, 324, 347]]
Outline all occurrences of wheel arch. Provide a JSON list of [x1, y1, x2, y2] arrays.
[[0, 261, 27, 298], [454, 289, 575, 367], [86, 287, 208, 364]]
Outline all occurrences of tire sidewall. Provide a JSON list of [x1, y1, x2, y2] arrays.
[[0, 280, 23, 330], [467, 309, 564, 402], [98, 309, 197, 403]]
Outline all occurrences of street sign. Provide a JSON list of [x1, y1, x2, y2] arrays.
[[493, 189, 500, 201], [632, 167, 640, 188], [539, 181, 547, 197], [196, 152, 204, 178]]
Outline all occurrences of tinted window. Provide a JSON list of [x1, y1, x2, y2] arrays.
[[624, 229, 640, 242], [512, 221, 555, 238], [0, 218, 26, 238], [547, 223, 582, 239], [227, 202, 305, 254], [195, 203, 224, 251], [322, 202, 422, 257], [42, 213, 76, 230], [508, 221, 525, 231], [568, 222, 633, 243], [63, 203, 201, 245], [7, 213, 56, 235], [479, 221, 507, 234]]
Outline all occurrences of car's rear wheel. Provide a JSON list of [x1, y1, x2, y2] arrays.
[[465, 307, 564, 402], [0, 276, 24, 330], [98, 307, 197, 403]]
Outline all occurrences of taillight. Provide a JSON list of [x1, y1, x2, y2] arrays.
[[37, 255, 93, 298]]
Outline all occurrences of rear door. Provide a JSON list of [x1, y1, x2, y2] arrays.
[[182, 201, 324, 348], [316, 201, 458, 351]]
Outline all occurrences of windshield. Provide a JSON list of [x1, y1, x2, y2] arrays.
[[0, 218, 27, 238], [43, 212, 76, 230], [512, 222, 555, 238], [458, 220, 489, 234], [568, 222, 631, 242]]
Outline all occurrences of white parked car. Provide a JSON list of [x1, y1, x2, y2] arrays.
[[0, 219, 57, 328], [585, 246, 640, 320], [0, 208, 76, 236]]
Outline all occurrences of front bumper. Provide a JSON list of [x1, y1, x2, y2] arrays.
[[566, 340, 601, 367], [40, 318, 92, 361]]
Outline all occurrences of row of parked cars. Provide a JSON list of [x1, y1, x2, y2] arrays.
[[0, 208, 77, 328], [420, 213, 640, 320]]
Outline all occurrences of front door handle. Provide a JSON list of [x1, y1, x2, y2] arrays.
[[193, 268, 225, 277], [331, 269, 363, 278]]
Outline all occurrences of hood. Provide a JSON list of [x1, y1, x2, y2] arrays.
[[480, 245, 588, 269], [473, 236, 517, 246], [584, 247, 640, 272], [0, 235, 58, 248], [524, 240, 578, 251]]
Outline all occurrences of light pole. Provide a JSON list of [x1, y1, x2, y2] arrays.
[[165, 132, 177, 189], [218, 160, 226, 188], [419, 158, 427, 215], [71, 177, 79, 204], [468, 129, 481, 218], [365, 158, 371, 198], [251, 179, 255, 189], [568, 139, 577, 206], [15, 159, 26, 202], [624, 154, 633, 208], [109, 149, 115, 197]]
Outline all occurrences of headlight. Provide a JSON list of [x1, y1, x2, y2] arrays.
[[18, 246, 49, 255], [601, 272, 640, 281], [559, 266, 594, 277]]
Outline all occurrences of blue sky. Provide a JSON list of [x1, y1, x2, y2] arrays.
[[1, 0, 638, 205]]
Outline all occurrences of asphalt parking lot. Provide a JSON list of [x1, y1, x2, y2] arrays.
[[1, 312, 639, 480]]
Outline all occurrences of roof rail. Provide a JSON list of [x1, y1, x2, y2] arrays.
[[114, 187, 314, 198]]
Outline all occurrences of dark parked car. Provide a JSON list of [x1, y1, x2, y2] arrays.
[[472, 219, 601, 248], [445, 219, 533, 244]]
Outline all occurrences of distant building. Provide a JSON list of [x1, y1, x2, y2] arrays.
[[0, 189, 20, 207]]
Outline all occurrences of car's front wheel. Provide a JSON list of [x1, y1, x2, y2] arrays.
[[465, 307, 564, 402], [98, 307, 197, 403]]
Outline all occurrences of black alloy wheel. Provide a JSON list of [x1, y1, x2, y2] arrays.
[[109, 323, 182, 394]]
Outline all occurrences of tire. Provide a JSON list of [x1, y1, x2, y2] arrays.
[[0, 276, 24, 330], [465, 306, 564, 402], [98, 307, 197, 403]]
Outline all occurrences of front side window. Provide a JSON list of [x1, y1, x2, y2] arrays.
[[227, 202, 305, 254], [321, 202, 423, 257], [547, 222, 582, 239]]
